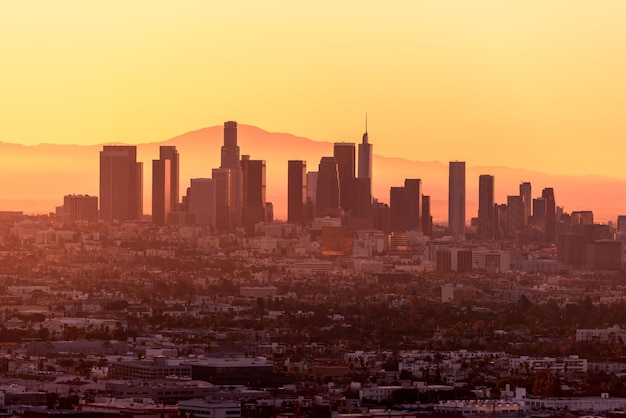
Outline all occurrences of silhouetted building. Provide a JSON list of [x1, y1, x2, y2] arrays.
[[390, 186, 407, 232], [558, 234, 588, 267], [519, 182, 532, 225], [63, 194, 98, 224], [306, 171, 318, 214], [587, 240, 623, 270], [542, 188, 556, 243], [288, 160, 307, 225], [448, 161, 466, 237], [220, 121, 242, 228], [477, 175, 494, 241], [241, 156, 266, 233], [212, 168, 231, 231], [618, 215, 626, 233], [351, 177, 372, 219], [390, 179, 422, 233], [405, 179, 422, 231], [334, 142, 356, 212], [151, 146, 179, 226], [422, 195, 432, 236], [506, 195, 524, 239], [99, 145, 142, 223], [316, 157, 340, 217], [189, 178, 216, 228], [571, 211, 594, 226], [358, 120, 373, 180], [372, 199, 390, 235]]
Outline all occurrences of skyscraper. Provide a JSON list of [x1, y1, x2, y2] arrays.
[[448, 161, 466, 238], [152, 146, 179, 226], [477, 175, 495, 241], [189, 178, 216, 228], [220, 121, 242, 228], [288, 160, 307, 225], [333, 142, 356, 212], [542, 187, 556, 244], [152, 158, 171, 226], [160, 146, 179, 211], [316, 157, 340, 217], [241, 156, 267, 233], [100, 145, 143, 223], [405, 179, 422, 231], [212, 168, 231, 231], [519, 182, 531, 226], [389, 186, 407, 232], [506, 195, 524, 239], [358, 118, 373, 180], [422, 195, 432, 236]]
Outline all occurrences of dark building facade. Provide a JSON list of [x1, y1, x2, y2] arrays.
[[333, 142, 356, 212], [448, 161, 465, 237], [316, 157, 340, 217], [241, 156, 266, 233], [288, 160, 307, 224], [477, 175, 494, 241], [220, 121, 242, 228], [99, 145, 143, 223], [152, 145, 179, 225]]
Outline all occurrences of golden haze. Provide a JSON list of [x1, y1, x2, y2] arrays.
[[0, 2, 625, 177]]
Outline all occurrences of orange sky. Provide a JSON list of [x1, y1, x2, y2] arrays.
[[1, 1, 626, 178]]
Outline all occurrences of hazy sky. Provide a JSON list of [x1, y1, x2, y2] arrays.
[[2, 1, 625, 177]]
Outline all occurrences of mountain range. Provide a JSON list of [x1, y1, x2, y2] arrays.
[[0, 124, 624, 224]]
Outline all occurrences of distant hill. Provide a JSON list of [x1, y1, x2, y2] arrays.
[[0, 124, 624, 223]]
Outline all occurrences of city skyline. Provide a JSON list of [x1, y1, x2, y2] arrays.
[[2, 2, 626, 180], [2, 122, 626, 224]]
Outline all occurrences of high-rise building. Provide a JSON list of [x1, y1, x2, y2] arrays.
[[241, 156, 266, 233], [617, 215, 626, 233], [100, 145, 143, 223], [220, 121, 242, 228], [333, 142, 356, 212], [161, 147, 179, 207], [389, 186, 407, 232], [389, 179, 421, 232], [212, 168, 231, 231], [506, 195, 524, 239], [152, 158, 170, 226], [152, 146, 179, 226], [477, 175, 495, 241], [571, 211, 594, 226], [422, 195, 432, 236], [358, 119, 373, 180], [405, 179, 422, 231], [288, 160, 307, 225], [448, 161, 466, 238], [63, 194, 98, 224], [316, 157, 340, 217], [519, 182, 532, 226], [189, 178, 216, 228], [542, 187, 556, 243]]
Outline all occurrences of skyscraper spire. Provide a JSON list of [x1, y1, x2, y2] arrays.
[[363, 113, 369, 144]]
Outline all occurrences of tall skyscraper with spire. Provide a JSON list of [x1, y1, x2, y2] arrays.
[[358, 115, 373, 180], [220, 121, 242, 229], [448, 161, 466, 238], [354, 115, 373, 219]]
